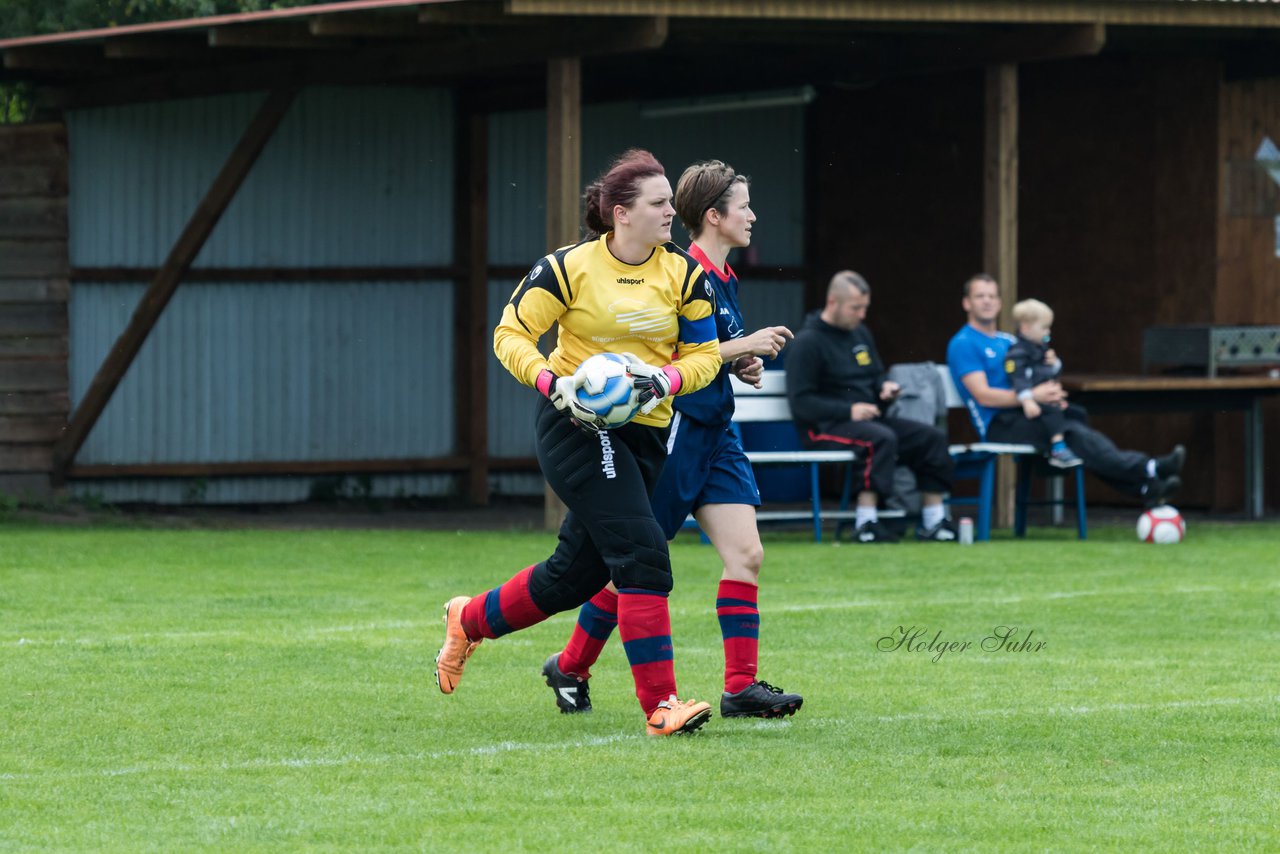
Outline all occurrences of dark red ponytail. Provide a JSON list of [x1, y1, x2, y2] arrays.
[[582, 148, 665, 239]]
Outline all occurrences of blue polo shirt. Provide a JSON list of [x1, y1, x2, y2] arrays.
[[672, 243, 745, 426], [946, 324, 1017, 437]]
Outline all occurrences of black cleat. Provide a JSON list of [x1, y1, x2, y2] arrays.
[[542, 653, 591, 714], [720, 680, 804, 719], [1143, 474, 1182, 509], [851, 520, 900, 544], [1155, 445, 1186, 479], [916, 520, 959, 542]]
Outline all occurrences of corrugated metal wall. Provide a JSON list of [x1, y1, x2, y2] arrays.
[[486, 101, 809, 496], [65, 87, 457, 504], [68, 87, 455, 267]]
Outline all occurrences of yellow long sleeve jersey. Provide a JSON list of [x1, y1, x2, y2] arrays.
[[493, 235, 723, 428]]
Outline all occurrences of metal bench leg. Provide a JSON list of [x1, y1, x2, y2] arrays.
[[835, 460, 856, 541], [810, 462, 823, 543], [977, 457, 994, 542], [1074, 466, 1087, 540]]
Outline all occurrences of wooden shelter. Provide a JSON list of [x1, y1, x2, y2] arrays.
[[3, 0, 1280, 515]]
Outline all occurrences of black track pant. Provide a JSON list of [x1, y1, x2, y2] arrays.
[[802, 415, 955, 498], [527, 397, 672, 616], [987, 404, 1150, 495]]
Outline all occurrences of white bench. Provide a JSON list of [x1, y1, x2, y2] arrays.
[[682, 365, 1086, 543], [938, 364, 1087, 540], [726, 371, 903, 542]]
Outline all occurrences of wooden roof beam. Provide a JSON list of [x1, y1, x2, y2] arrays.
[[507, 0, 1280, 28], [103, 35, 214, 61], [896, 23, 1106, 71], [308, 11, 429, 38], [208, 21, 354, 50], [419, 1, 504, 25], [45, 15, 669, 109], [2, 45, 109, 73]]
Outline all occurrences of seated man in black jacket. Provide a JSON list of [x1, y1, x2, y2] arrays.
[[787, 270, 956, 543]]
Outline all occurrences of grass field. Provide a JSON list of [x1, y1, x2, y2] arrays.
[[1, 515, 1277, 851]]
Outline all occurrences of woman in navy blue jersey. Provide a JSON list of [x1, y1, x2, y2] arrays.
[[542, 160, 804, 720]]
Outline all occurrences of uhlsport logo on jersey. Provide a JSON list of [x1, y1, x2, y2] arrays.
[[616, 276, 644, 285], [607, 298, 673, 336]]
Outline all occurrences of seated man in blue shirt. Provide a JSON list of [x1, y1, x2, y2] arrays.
[[945, 274, 1184, 506]]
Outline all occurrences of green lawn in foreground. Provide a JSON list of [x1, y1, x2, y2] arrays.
[[1, 518, 1277, 851]]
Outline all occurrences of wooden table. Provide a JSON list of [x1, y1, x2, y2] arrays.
[[1060, 374, 1280, 518]]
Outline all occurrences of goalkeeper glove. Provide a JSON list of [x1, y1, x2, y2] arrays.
[[537, 368, 605, 432], [621, 354, 683, 415]]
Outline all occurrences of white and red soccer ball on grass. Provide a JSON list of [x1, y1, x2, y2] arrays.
[[1136, 505, 1186, 544]]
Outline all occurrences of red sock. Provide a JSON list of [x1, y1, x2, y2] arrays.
[[617, 588, 676, 716], [558, 587, 618, 678], [460, 566, 548, 640], [717, 579, 759, 694]]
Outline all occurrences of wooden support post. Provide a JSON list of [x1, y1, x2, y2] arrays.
[[543, 55, 581, 531], [455, 108, 490, 505], [50, 86, 297, 482], [984, 63, 1018, 528]]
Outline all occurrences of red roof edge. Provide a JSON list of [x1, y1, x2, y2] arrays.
[[0, 0, 458, 50]]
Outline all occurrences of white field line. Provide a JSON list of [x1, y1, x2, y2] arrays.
[[0, 734, 639, 783], [874, 695, 1279, 723], [768, 585, 1232, 612], [0, 585, 1251, 648], [10, 620, 428, 647], [2, 696, 1272, 783]]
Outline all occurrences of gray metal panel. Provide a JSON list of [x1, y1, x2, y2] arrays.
[[487, 101, 806, 267], [487, 277, 540, 458], [582, 102, 806, 266], [68, 281, 455, 467], [67, 86, 454, 268], [488, 109, 547, 266], [488, 472, 543, 497], [737, 279, 807, 336]]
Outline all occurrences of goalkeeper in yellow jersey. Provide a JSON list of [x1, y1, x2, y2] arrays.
[[434, 149, 723, 736]]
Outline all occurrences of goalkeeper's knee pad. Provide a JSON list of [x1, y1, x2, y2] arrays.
[[602, 517, 672, 592]]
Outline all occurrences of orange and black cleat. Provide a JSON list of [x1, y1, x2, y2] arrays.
[[645, 695, 712, 736], [435, 596, 481, 694]]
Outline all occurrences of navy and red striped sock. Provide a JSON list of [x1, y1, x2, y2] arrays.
[[617, 588, 676, 716], [558, 587, 618, 678], [717, 579, 760, 694], [460, 566, 549, 641]]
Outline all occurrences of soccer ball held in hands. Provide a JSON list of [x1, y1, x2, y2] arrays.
[[572, 353, 643, 429]]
